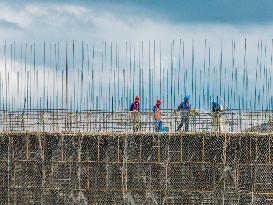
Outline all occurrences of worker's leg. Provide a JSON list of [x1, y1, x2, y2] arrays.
[[212, 116, 216, 131], [135, 114, 141, 132], [185, 115, 189, 132], [219, 117, 224, 132], [176, 117, 184, 131], [177, 112, 186, 131], [158, 120, 163, 131], [212, 114, 220, 132], [133, 116, 136, 132], [154, 120, 160, 132], [216, 116, 221, 131], [133, 123, 136, 132]]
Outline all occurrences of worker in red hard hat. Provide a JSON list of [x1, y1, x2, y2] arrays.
[[130, 96, 141, 132], [130, 96, 140, 112], [153, 99, 162, 132]]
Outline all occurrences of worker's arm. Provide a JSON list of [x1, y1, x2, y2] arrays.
[[129, 103, 134, 111], [173, 104, 182, 115], [189, 108, 200, 115], [177, 103, 183, 110]]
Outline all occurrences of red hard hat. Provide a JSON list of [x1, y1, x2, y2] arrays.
[[135, 96, 140, 100], [157, 99, 161, 105]]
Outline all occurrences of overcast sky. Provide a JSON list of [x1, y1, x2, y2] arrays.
[[0, 0, 272, 110], [0, 0, 273, 41]]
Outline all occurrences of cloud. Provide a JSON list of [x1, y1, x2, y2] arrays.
[[0, 1, 272, 41], [0, 19, 23, 31], [0, 1, 271, 110]]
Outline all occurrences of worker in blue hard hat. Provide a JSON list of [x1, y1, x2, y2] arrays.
[[176, 96, 192, 131], [211, 100, 224, 132]]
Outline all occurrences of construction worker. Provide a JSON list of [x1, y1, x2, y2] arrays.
[[211, 101, 224, 132], [176, 96, 191, 132], [130, 96, 140, 112], [153, 99, 162, 132], [130, 96, 141, 132]]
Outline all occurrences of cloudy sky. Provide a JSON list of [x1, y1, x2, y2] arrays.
[[0, 0, 272, 110], [0, 0, 273, 41]]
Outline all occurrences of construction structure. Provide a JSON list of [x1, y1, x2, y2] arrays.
[[0, 39, 272, 204], [0, 110, 272, 204]]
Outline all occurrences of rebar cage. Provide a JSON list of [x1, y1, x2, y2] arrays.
[[0, 132, 272, 204], [0, 110, 272, 133]]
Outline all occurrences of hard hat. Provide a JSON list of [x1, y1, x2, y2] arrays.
[[157, 99, 161, 105], [184, 96, 190, 101], [135, 96, 140, 100]]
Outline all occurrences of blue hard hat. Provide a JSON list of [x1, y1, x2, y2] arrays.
[[184, 96, 190, 101]]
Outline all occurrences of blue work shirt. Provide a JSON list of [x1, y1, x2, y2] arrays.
[[178, 102, 191, 110]]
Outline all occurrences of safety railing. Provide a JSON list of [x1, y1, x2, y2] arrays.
[[0, 110, 271, 133]]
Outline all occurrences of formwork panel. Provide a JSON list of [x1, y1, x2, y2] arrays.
[[160, 135, 169, 161], [0, 161, 8, 187], [226, 136, 241, 164], [44, 135, 62, 161], [141, 191, 164, 205], [13, 161, 42, 188], [239, 135, 256, 164], [81, 136, 98, 161], [0, 188, 8, 205], [238, 165, 254, 192], [127, 135, 141, 162], [0, 162, 8, 204], [63, 136, 79, 161], [255, 136, 270, 163], [182, 135, 202, 162], [107, 163, 123, 190], [0, 136, 8, 160], [13, 135, 27, 160], [193, 164, 221, 191], [79, 163, 91, 190], [105, 136, 119, 162], [29, 135, 41, 160], [238, 194, 252, 204], [169, 163, 192, 190], [90, 191, 124, 205], [127, 163, 146, 190], [128, 191, 165, 205], [127, 163, 166, 191], [204, 135, 224, 163], [255, 165, 273, 193], [88, 163, 107, 190], [141, 135, 159, 162], [10, 189, 42, 205], [253, 195, 273, 205], [127, 191, 146, 204], [43, 190, 70, 205], [99, 136, 119, 162], [270, 137, 273, 163], [169, 135, 182, 162], [149, 164, 166, 190], [0, 132, 272, 205], [44, 162, 78, 190], [164, 192, 215, 205], [227, 135, 259, 164]]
